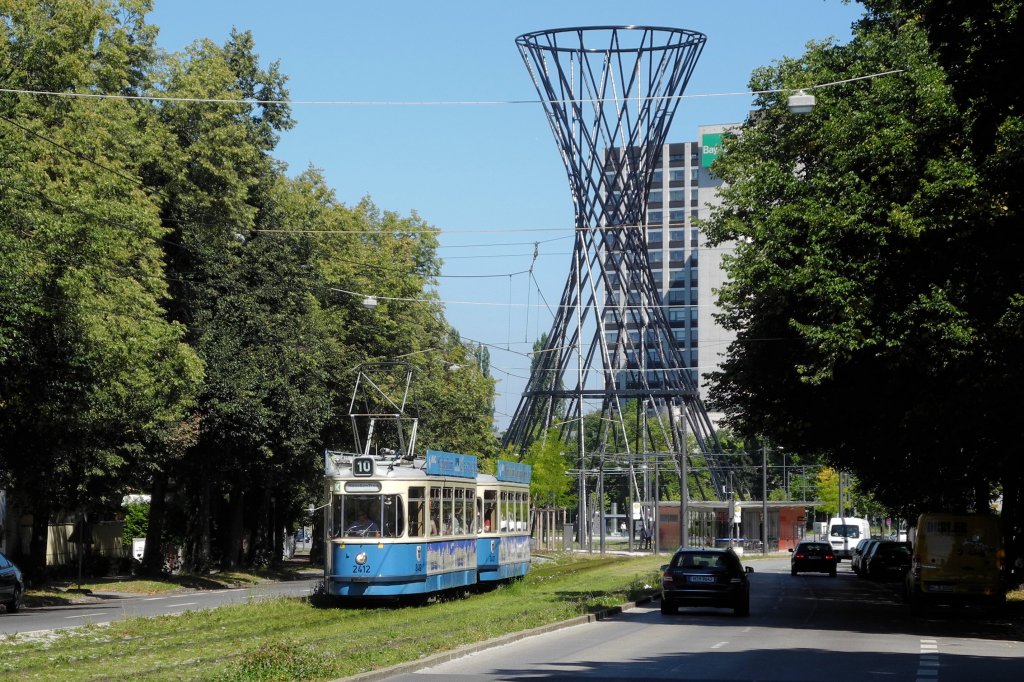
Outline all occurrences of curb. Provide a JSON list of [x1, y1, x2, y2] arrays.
[[343, 594, 656, 681]]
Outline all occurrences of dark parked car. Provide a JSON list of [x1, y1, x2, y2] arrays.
[[790, 541, 838, 577], [660, 547, 752, 616], [852, 538, 879, 576], [864, 541, 911, 582], [0, 551, 24, 613]]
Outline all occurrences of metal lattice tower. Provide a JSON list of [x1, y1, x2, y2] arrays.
[[504, 26, 727, 502]]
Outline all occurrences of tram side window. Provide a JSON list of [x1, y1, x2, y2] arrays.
[[500, 491, 511, 531], [408, 487, 425, 538], [442, 486, 455, 534], [429, 487, 442, 536], [454, 488, 467, 534], [381, 494, 405, 538], [516, 492, 528, 532], [482, 490, 497, 533], [331, 494, 344, 537], [466, 487, 476, 533]]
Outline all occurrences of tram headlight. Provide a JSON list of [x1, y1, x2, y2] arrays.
[[355, 552, 368, 565]]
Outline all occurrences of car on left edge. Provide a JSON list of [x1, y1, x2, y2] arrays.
[[660, 547, 753, 616], [0, 551, 24, 613]]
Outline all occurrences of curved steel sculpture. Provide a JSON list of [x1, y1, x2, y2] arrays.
[[504, 26, 727, 518]]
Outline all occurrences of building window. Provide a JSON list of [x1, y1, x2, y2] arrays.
[[648, 250, 662, 265], [669, 209, 686, 223], [669, 230, 685, 244], [690, 168, 698, 183], [669, 189, 686, 202], [652, 169, 663, 183], [649, 190, 662, 203], [647, 210, 663, 223], [669, 169, 685, 182], [650, 268, 662, 283]]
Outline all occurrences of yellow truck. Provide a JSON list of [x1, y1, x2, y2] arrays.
[[905, 513, 1004, 606]]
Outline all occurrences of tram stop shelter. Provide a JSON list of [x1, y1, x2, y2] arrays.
[[656, 500, 815, 554]]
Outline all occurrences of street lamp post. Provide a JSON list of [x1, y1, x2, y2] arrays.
[[762, 444, 768, 556]]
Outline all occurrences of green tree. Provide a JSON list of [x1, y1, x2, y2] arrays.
[[0, 0, 202, 577], [856, 0, 1024, 584], [702, 15, 1004, 520], [522, 430, 574, 508]]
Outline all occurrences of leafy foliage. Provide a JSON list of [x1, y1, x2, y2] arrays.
[[702, 2, 1024, 581], [0, 1, 498, 576], [122, 502, 149, 547]]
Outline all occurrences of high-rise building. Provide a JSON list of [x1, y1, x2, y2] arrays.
[[615, 124, 738, 407]]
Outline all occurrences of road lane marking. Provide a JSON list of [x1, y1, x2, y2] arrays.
[[66, 613, 105, 620], [143, 597, 166, 601], [917, 639, 939, 681], [711, 641, 728, 649], [166, 602, 198, 608]]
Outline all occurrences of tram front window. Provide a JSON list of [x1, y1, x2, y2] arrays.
[[331, 494, 404, 538]]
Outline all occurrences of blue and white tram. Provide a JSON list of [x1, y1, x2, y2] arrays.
[[476, 460, 532, 583], [323, 448, 531, 599]]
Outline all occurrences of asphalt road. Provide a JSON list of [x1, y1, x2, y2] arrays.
[[384, 557, 1024, 682], [0, 576, 319, 636]]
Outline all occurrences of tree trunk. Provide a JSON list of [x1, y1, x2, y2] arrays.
[[140, 472, 167, 577], [186, 466, 212, 573], [270, 493, 281, 568], [1001, 473, 1020, 588], [222, 488, 244, 571], [26, 500, 50, 584], [310, 512, 324, 565]]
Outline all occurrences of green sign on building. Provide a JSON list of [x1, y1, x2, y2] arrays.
[[701, 132, 725, 168]]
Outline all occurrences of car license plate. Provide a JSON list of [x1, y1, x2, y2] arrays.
[[688, 575, 715, 583], [926, 584, 954, 593]]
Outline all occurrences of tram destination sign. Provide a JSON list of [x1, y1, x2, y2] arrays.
[[424, 449, 478, 479], [497, 460, 532, 485]]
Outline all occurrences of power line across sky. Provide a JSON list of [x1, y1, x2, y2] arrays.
[[148, 0, 866, 431]]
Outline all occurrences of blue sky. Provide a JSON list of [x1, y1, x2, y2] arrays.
[[149, 0, 865, 431]]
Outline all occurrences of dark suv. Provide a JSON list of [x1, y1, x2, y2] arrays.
[[0, 551, 24, 613], [790, 541, 838, 577], [864, 541, 911, 581], [660, 547, 753, 616]]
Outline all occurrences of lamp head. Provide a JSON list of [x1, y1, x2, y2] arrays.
[[787, 89, 816, 114]]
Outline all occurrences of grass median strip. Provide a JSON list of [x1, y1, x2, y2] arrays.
[[3, 553, 665, 681]]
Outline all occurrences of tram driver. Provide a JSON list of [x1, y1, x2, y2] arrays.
[[346, 510, 380, 537]]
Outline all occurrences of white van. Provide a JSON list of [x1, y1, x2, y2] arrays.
[[828, 517, 871, 560]]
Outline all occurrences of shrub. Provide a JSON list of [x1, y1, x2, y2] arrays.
[[122, 502, 149, 547]]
